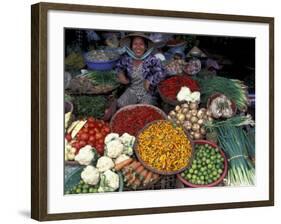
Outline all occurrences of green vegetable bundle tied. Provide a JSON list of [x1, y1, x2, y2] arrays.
[[205, 115, 255, 186], [194, 75, 249, 111]]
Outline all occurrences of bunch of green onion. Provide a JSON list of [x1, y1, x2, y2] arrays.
[[194, 75, 249, 111], [205, 115, 255, 186]]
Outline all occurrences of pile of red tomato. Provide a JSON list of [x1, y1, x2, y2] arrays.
[[65, 117, 110, 155]]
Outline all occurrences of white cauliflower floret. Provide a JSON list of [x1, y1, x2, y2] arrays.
[[120, 133, 135, 156], [96, 156, 114, 172], [105, 139, 124, 158], [177, 86, 200, 102], [115, 154, 130, 165], [98, 170, 119, 192], [120, 133, 135, 146], [81, 165, 100, 186], [177, 86, 192, 102], [104, 133, 119, 144], [74, 145, 95, 165]]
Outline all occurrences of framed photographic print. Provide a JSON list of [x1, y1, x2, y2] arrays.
[[31, 2, 274, 221]]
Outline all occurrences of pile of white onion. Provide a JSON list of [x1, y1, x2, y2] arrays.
[[167, 102, 213, 140]]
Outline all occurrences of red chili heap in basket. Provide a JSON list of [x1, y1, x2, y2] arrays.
[[111, 106, 165, 136], [158, 76, 199, 101]]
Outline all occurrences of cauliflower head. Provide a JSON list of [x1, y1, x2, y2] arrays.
[[81, 165, 100, 186], [104, 133, 119, 145], [98, 170, 119, 192], [120, 133, 135, 156], [96, 156, 114, 172], [105, 139, 124, 158], [74, 145, 95, 165]]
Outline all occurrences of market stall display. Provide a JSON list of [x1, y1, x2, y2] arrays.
[[63, 30, 256, 194]]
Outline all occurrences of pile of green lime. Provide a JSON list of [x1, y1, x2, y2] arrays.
[[65, 180, 99, 194], [180, 143, 225, 185]]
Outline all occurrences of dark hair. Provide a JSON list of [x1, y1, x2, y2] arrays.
[[130, 36, 148, 49]]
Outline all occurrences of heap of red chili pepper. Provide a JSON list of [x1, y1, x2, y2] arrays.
[[158, 75, 200, 101], [111, 105, 165, 136]]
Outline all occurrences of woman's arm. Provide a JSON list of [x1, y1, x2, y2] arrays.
[[144, 79, 150, 91], [117, 71, 130, 84]]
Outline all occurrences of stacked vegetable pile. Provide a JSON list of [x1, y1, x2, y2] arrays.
[[135, 120, 193, 174], [65, 131, 136, 194], [65, 117, 110, 156], [115, 159, 160, 190], [178, 141, 226, 186], [165, 58, 187, 75], [158, 76, 199, 104], [167, 102, 212, 140], [85, 49, 119, 62], [72, 95, 107, 119], [67, 70, 119, 94], [111, 104, 166, 136]]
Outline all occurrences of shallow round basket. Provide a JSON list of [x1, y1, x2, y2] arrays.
[[176, 140, 228, 188], [110, 104, 167, 135], [83, 50, 120, 71], [85, 58, 119, 71], [134, 120, 194, 175], [157, 86, 181, 106]]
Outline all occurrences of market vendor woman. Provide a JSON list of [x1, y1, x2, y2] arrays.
[[115, 33, 166, 107]]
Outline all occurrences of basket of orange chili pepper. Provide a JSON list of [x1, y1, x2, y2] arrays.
[[134, 120, 194, 175]]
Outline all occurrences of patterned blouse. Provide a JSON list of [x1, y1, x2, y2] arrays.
[[115, 54, 167, 92]]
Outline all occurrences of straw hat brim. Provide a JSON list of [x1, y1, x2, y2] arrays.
[[120, 33, 154, 50]]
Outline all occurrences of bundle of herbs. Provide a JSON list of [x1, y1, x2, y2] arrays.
[[205, 115, 255, 186], [86, 71, 119, 88], [194, 75, 249, 111], [72, 95, 107, 119]]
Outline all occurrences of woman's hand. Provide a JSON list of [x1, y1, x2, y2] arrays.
[[117, 72, 129, 84], [144, 80, 150, 92]]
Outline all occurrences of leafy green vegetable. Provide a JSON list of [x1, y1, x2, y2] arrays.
[[86, 71, 119, 87], [194, 75, 249, 111], [72, 95, 107, 119]]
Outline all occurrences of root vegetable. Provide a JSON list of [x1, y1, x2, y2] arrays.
[[197, 119, 204, 125], [193, 132, 202, 140], [189, 102, 198, 110], [200, 127, 206, 135], [143, 171, 153, 186], [191, 109, 198, 116], [139, 169, 148, 181], [114, 158, 133, 171], [175, 105, 181, 112], [177, 113, 185, 121], [190, 116, 198, 123], [197, 108, 206, 119], [192, 123, 200, 131], [169, 110, 176, 117], [135, 165, 145, 175]]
